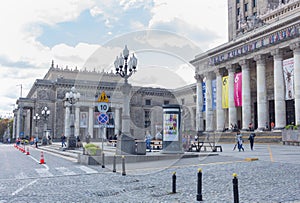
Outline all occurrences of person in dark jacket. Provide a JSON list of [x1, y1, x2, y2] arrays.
[[248, 133, 256, 150]]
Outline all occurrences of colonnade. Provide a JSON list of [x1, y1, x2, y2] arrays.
[[196, 42, 300, 132]]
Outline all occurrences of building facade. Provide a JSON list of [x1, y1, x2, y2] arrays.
[[191, 0, 300, 132], [12, 63, 197, 141]]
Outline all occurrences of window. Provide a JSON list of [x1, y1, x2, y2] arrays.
[[145, 99, 151, 106], [237, 7, 240, 16], [253, 0, 256, 7], [164, 100, 169, 105], [253, 12, 257, 16], [181, 98, 185, 105], [144, 110, 151, 128], [244, 3, 248, 12], [236, 0, 240, 4]]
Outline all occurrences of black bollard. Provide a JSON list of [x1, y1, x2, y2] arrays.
[[113, 154, 116, 173], [102, 152, 105, 168], [122, 156, 126, 176], [232, 173, 239, 203], [172, 172, 176, 193], [197, 168, 203, 201]]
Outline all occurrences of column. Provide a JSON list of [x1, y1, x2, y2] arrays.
[[291, 42, 300, 125], [254, 55, 267, 130], [194, 74, 204, 132], [215, 69, 225, 131], [74, 106, 80, 137], [114, 107, 121, 136], [12, 115, 16, 139], [88, 106, 94, 138], [239, 59, 252, 130], [16, 107, 21, 138], [64, 105, 70, 137], [205, 72, 213, 132], [271, 49, 286, 128], [227, 65, 237, 127]]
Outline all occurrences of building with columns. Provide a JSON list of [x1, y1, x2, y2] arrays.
[[191, 0, 300, 132], [12, 63, 197, 141]]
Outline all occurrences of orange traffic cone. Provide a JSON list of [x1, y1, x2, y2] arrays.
[[23, 146, 26, 153], [39, 151, 45, 164], [26, 147, 30, 155]]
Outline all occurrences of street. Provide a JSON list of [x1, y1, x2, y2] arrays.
[[0, 143, 299, 202]]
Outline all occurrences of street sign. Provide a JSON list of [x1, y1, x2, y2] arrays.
[[97, 91, 109, 112], [98, 113, 108, 125]]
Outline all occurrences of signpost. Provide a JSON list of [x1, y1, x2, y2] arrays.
[[97, 91, 110, 151]]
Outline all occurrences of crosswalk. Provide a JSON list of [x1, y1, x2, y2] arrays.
[[15, 166, 99, 179]]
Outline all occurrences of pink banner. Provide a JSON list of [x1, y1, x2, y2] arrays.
[[234, 72, 242, 107]]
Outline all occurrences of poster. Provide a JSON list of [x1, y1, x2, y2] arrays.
[[283, 58, 294, 100], [202, 82, 206, 112], [212, 79, 217, 110], [106, 112, 115, 128], [222, 76, 229, 108], [80, 112, 88, 128], [163, 113, 178, 141]]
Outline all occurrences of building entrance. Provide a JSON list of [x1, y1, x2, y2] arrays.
[[286, 100, 295, 125]]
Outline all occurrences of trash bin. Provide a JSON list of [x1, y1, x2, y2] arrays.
[[136, 140, 146, 155]]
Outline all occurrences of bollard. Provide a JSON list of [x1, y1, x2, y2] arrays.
[[121, 156, 126, 176], [102, 152, 105, 168], [196, 168, 203, 201], [232, 173, 239, 203], [172, 172, 176, 193], [113, 155, 116, 173]]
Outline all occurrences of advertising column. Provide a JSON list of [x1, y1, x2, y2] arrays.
[[161, 104, 184, 154]]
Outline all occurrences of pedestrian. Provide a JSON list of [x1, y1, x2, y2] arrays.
[[76, 136, 81, 148], [237, 131, 244, 152], [35, 136, 39, 148], [248, 133, 256, 150], [145, 132, 152, 152], [61, 134, 67, 147], [48, 135, 52, 145]]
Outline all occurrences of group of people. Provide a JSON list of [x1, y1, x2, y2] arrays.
[[233, 123, 256, 151]]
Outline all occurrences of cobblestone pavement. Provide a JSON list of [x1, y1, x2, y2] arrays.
[[0, 143, 299, 203]]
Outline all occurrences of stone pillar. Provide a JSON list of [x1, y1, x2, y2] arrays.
[[16, 107, 22, 138], [271, 49, 286, 129], [205, 72, 214, 132], [239, 59, 252, 130], [12, 115, 16, 139], [64, 105, 70, 137], [74, 106, 80, 137], [254, 55, 267, 130], [114, 107, 121, 136], [291, 43, 300, 125], [227, 66, 237, 127], [215, 69, 225, 131], [88, 106, 94, 138], [195, 74, 204, 132]]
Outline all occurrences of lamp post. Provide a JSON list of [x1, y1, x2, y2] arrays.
[[65, 86, 80, 149], [33, 113, 40, 140], [114, 45, 137, 154], [41, 107, 50, 145]]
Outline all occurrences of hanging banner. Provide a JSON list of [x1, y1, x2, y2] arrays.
[[212, 79, 217, 110], [80, 112, 88, 128], [283, 58, 294, 100], [202, 82, 206, 112], [234, 72, 242, 106], [222, 76, 229, 108]]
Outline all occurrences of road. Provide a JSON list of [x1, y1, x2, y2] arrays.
[[0, 143, 299, 202]]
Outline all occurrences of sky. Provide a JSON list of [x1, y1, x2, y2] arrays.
[[0, 0, 228, 118]]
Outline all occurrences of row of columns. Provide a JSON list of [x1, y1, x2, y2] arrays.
[[196, 42, 300, 132]]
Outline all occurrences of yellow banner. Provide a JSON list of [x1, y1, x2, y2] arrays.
[[222, 76, 229, 109]]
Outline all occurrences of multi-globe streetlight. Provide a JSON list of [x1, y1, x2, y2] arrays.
[[41, 107, 50, 145], [65, 86, 80, 149], [114, 45, 137, 154]]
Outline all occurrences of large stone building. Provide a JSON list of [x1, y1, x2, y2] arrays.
[[12, 62, 196, 141], [191, 0, 300, 132]]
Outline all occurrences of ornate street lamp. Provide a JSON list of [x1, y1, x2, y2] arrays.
[[114, 45, 138, 154], [65, 86, 80, 149], [41, 107, 50, 145], [33, 113, 40, 139]]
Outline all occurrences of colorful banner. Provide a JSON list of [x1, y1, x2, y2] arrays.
[[202, 82, 206, 112], [283, 58, 294, 100], [234, 72, 242, 106], [212, 79, 217, 110], [222, 76, 229, 109], [163, 114, 178, 141]]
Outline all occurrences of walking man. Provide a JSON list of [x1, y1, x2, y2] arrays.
[[248, 133, 256, 150], [61, 134, 67, 147]]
